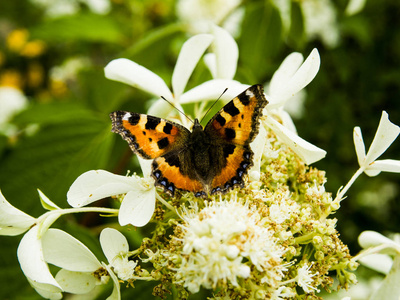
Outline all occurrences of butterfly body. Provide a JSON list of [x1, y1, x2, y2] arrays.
[[110, 84, 268, 198]]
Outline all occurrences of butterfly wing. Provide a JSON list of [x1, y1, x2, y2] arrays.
[[110, 111, 205, 196], [110, 111, 190, 159], [152, 152, 206, 197], [204, 84, 268, 194]]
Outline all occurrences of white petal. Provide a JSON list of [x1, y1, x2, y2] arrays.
[[147, 98, 175, 118], [138, 157, 153, 178], [67, 170, 140, 207], [172, 34, 214, 99], [345, 0, 367, 15], [42, 228, 102, 272], [365, 159, 400, 177], [266, 117, 326, 164], [100, 228, 129, 263], [269, 52, 304, 100], [370, 256, 400, 300], [104, 58, 173, 100], [353, 126, 366, 167], [17, 226, 61, 288], [38, 189, 61, 210], [27, 278, 63, 300], [358, 253, 393, 274], [118, 188, 156, 227], [203, 53, 217, 78], [212, 25, 238, 79], [55, 269, 97, 294], [180, 79, 248, 104], [365, 111, 400, 165], [249, 126, 267, 180], [358, 230, 399, 249], [0, 190, 36, 236], [275, 110, 298, 133], [267, 48, 320, 108], [104, 263, 121, 300]]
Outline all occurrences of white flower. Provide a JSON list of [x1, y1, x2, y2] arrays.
[[105, 31, 246, 125], [0, 86, 28, 135], [357, 231, 400, 300], [18, 227, 135, 299], [17, 227, 122, 299], [176, 200, 286, 292], [46, 228, 122, 299], [30, 0, 110, 17], [100, 228, 137, 281], [297, 263, 319, 293], [345, 0, 367, 15], [50, 56, 90, 82], [358, 231, 400, 273], [300, 0, 339, 48], [176, 0, 241, 34], [353, 111, 400, 176], [262, 49, 326, 165], [67, 166, 156, 227], [0, 190, 36, 236]]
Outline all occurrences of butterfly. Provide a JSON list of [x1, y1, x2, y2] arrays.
[[110, 84, 268, 198]]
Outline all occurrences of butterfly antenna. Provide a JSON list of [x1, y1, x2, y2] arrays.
[[200, 88, 228, 124], [160, 96, 194, 124]]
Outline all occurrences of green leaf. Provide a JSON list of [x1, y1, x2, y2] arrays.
[[15, 102, 98, 126], [239, 1, 283, 81], [30, 13, 124, 43], [0, 116, 112, 211]]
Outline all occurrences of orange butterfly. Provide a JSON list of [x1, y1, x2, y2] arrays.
[[110, 84, 268, 198]]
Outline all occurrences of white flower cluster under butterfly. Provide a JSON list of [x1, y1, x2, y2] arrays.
[[175, 199, 287, 293]]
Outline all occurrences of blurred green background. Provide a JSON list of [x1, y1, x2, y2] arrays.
[[0, 0, 399, 299]]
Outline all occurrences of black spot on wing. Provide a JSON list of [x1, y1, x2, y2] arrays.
[[163, 122, 173, 134], [127, 114, 140, 126], [238, 92, 251, 105], [145, 116, 161, 130], [223, 144, 236, 158], [223, 101, 240, 117], [225, 128, 236, 140], [215, 114, 226, 126], [164, 154, 180, 168], [157, 137, 169, 149]]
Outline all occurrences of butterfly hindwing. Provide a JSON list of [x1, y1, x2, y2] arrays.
[[152, 152, 205, 197], [209, 144, 254, 194], [110, 111, 190, 159]]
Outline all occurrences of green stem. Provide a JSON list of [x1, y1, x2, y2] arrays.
[[156, 194, 178, 215], [334, 167, 365, 203], [294, 232, 316, 244]]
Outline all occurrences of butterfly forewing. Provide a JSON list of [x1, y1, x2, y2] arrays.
[[110, 111, 190, 159], [204, 84, 268, 146]]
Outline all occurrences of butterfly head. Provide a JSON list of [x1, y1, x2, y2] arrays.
[[191, 118, 203, 131]]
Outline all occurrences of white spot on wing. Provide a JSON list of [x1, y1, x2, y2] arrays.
[[245, 90, 254, 97], [122, 113, 131, 121]]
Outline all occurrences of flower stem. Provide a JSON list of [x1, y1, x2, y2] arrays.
[[37, 207, 119, 235], [156, 194, 178, 215], [334, 167, 365, 203]]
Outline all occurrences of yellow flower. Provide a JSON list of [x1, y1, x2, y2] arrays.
[[6, 29, 29, 53]]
